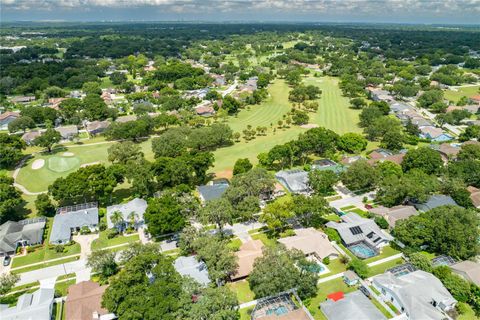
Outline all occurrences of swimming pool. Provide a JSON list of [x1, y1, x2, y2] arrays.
[[266, 305, 288, 316], [306, 263, 325, 273], [348, 243, 377, 259]]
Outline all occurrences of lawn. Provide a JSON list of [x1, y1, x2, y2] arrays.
[[364, 245, 400, 264], [91, 232, 140, 251], [305, 278, 357, 320], [444, 85, 480, 103], [319, 258, 347, 278], [304, 76, 362, 134], [239, 306, 254, 320], [250, 232, 278, 248], [12, 255, 80, 274], [55, 279, 76, 297], [227, 280, 255, 304], [367, 258, 405, 277], [15, 138, 154, 193]]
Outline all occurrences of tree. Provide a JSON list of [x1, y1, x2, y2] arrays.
[[458, 143, 480, 161], [408, 252, 433, 272], [292, 194, 330, 228], [105, 117, 154, 141], [350, 97, 367, 109], [0, 133, 25, 169], [81, 81, 102, 95], [0, 273, 19, 295], [296, 127, 339, 157], [87, 249, 118, 279], [347, 258, 369, 279], [433, 266, 472, 303], [34, 128, 61, 153], [291, 109, 309, 125], [194, 234, 238, 285], [337, 133, 367, 153], [374, 216, 389, 229], [107, 141, 144, 164], [185, 286, 239, 320], [380, 129, 404, 151], [233, 158, 253, 176], [8, 116, 35, 133], [341, 160, 378, 192], [308, 170, 338, 196], [222, 96, 241, 115], [35, 194, 55, 217], [260, 199, 294, 233], [144, 194, 186, 238], [402, 147, 443, 174], [359, 105, 383, 128], [199, 198, 234, 236], [417, 89, 444, 108], [394, 206, 480, 259], [110, 210, 124, 231], [0, 176, 22, 223], [249, 245, 318, 299]]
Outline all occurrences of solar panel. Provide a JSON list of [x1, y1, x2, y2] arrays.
[[431, 255, 456, 267], [349, 226, 363, 235]]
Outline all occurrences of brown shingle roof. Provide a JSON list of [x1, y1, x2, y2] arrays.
[[232, 239, 263, 280], [278, 228, 338, 260], [65, 281, 109, 320], [0, 111, 20, 121], [451, 260, 480, 286], [467, 186, 480, 208]]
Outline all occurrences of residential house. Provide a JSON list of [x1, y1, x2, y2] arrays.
[[66, 281, 115, 320], [278, 228, 338, 260], [431, 143, 461, 162], [86, 120, 110, 135], [368, 152, 405, 166], [21, 130, 41, 145], [368, 205, 418, 228], [11, 96, 36, 104], [367, 87, 394, 102], [412, 194, 458, 212], [467, 186, 480, 208], [326, 213, 393, 258], [55, 125, 78, 140], [368, 148, 393, 160], [211, 74, 226, 86], [320, 291, 387, 320], [471, 94, 480, 104], [275, 169, 310, 194], [340, 155, 366, 165], [410, 117, 433, 128], [0, 217, 46, 256], [450, 260, 480, 286], [342, 270, 360, 286], [389, 101, 412, 113], [231, 239, 264, 281], [101, 91, 113, 105], [372, 270, 457, 320], [50, 203, 99, 244], [0, 288, 54, 320], [47, 97, 66, 110], [106, 198, 147, 230], [419, 126, 453, 142], [197, 179, 229, 202], [0, 111, 20, 130], [240, 77, 258, 93], [251, 291, 313, 320], [70, 90, 82, 99], [173, 256, 210, 286], [116, 115, 137, 123], [194, 104, 216, 117]]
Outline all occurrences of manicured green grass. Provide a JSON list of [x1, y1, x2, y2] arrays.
[[91, 232, 139, 251], [320, 258, 347, 278], [364, 245, 400, 264], [304, 76, 362, 134], [324, 213, 341, 222], [367, 258, 405, 277], [12, 219, 81, 268], [305, 278, 357, 320], [239, 306, 254, 320], [15, 139, 153, 193], [325, 195, 342, 202], [227, 280, 255, 304], [444, 85, 480, 103], [12, 256, 80, 274], [55, 279, 76, 297], [340, 205, 356, 211], [458, 302, 478, 320], [12, 281, 40, 291], [370, 296, 394, 319], [227, 238, 243, 251], [345, 208, 369, 218], [251, 233, 278, 248]]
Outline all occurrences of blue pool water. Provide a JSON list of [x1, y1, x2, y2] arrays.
[[266, 306, 288, 316], [306, 263, 325, 273], [348, 243, 377, 259]]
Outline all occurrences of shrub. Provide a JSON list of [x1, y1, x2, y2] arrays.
[[339, 254, 350, 264], [324, 228, 341, 243], [106, 229, 118, 239], [347, 258, 369, 279], [55, 245, 65, 253], [80, 226, 91, 235], [98, 208, 106, 218], [99, 221, 107, 231], [322, 257, 330, 265], [280, 229, 296, 238], [374, 216, 389, 229]]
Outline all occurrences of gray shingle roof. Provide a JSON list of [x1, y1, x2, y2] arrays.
[[413, 195, 458, 212], [0, 218, 46, 254], [50, 205, 98, 244], [197, 183, 229, 202], [0, 288, 54, 320], [275, 169, 310, 193], [326, 213, 393, 248], [106, 198, 147, 229], [321, 291, 387, 320], [173, 256, 210, 286], [373, 270, 457, 320]]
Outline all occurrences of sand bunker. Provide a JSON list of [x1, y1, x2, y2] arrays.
[[300, 124, 319, 129], [80, 161, 100, 168], [63, 152, 75, 157], [31, 159, 45, 170]]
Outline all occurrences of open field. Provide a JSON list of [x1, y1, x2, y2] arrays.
[[444, 85, 480, 103]]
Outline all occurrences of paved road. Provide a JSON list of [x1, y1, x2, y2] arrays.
[[18, 259, 87, 286], [329, 192, 376, 211], [221, 80, 238, 97]]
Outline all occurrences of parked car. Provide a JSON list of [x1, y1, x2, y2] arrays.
[[359, 285, 370, 297], [3, 255, 11, 266], [365, 204, 373, 209]]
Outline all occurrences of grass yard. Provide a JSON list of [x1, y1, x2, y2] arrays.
[[320, 258, 347, 278], [239, 306, 254, 320], [251, 232, 278, 248], [304, 76, 362, 134], [370, 296, 394, 319], [12, 255, 80, 274], [305, 278, 357, 320], [91, 232, 140, 251], [15, 138, 153, 193], [364, 245, 400, 264], [444, 85, 480, 103], [55, 279, 76, 297], [367, 258, 405, 277], [227, 280, 255, 304], [324, 213, 341, 222]]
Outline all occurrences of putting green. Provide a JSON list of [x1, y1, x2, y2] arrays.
[[47, 156, 81, 173]]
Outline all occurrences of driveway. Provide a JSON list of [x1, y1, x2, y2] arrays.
[[225, 221, 265, 243], [73, 234, 99, 260], [0, 256, 12, 275], [329, 192, 376, 211]]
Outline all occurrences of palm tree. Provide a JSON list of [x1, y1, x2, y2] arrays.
[[110, 210, 124, 231], [127, 211, 139, 228]]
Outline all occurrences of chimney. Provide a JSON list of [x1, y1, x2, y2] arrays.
[[92, 311, 99, 319]]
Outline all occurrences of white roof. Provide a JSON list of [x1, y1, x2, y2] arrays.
[[106, 198, 147, 229], [173, 256, 210, 286], [321, 291, 387, 320], [373, 270, 457, 320], [0, 288, 54, 320]]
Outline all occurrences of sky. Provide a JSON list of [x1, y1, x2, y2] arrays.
[[1, 0, 480, 24]]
